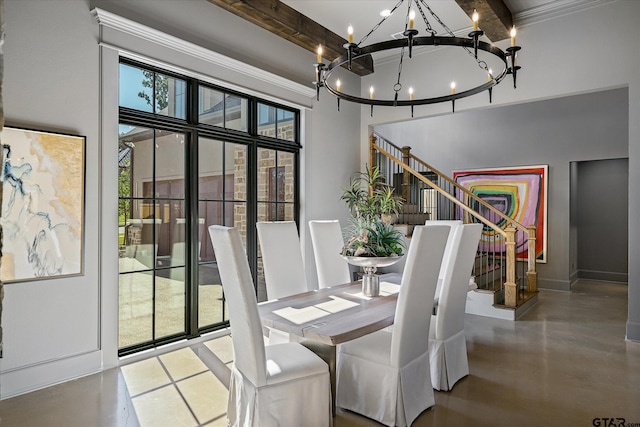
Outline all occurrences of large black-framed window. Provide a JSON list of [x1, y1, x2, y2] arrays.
[[118, 58, 300, 356]]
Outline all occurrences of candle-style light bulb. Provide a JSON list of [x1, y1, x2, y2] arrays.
[[450, 81, 456, 94], [336, 79, 341, 92], [409, 10, 415, 29], [409, 87, 414, 101], [472, 9, 479, 31], [369, 86, 374, 99], [510, 26, 517, 46], [348, 25, 354, 43], [317, 45, 323, 63], [488, 68, 493, 81]]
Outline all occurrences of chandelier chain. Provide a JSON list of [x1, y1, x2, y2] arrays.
[[395, 45, 406, 90], [417, 0, 490, 72], [357, 0, 404, 46], [413, 0, 436, 35], [418, 0, 453, 36]]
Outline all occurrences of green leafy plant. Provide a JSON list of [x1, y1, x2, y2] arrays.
[[340, 165, 404, 223], [342, 220, 405, 257], [377, 185, 402, 218], [340, 165, 405, 257]]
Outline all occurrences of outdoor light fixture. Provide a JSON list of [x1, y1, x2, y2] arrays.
[[313, 0, 522, 116]]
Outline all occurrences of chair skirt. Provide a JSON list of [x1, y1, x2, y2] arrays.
[[227, 343, 331, 427], [428, 329, 469, 391], [337, 332, 435, 427], [228, 364, 331, 427]]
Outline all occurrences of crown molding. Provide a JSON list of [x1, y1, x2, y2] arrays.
[[514, 0, 616, 27], [91, 8, 316, 100]]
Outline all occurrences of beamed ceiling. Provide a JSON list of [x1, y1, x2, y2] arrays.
[[207, 0, 514, 76]]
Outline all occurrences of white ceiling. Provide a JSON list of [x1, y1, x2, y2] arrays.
[[282, 0, 476, 45], [282, 0, 601, 44]]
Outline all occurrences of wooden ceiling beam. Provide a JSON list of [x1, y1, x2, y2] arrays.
[[455, 0, 514, 42], [207, 0, 374, 76]]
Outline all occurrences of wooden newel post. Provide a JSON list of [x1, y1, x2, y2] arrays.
[[401, 146, 411, 203], [369, 135, 377, 171], [504, 226, 517, 307], [526, 225, 538, 293]]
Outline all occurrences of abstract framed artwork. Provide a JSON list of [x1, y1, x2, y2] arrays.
[[453, 165, 548, 263], [1, 127, 86, 282]]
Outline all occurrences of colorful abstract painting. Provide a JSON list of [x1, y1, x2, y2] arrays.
[[1, 127, 85, 282], [453, 165, 548, 263]]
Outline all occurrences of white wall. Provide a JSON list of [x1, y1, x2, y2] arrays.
[[0, 0, 360, 398], [1, 0, 102, 398], [302, 75, 361, 290], [359, 0, 640, 341]]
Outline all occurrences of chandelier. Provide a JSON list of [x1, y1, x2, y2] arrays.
[[313, 0, 522, 116]]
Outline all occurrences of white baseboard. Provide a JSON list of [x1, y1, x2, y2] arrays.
[[1, 350, 102, 400]]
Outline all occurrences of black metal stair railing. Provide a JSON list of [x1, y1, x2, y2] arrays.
[[370, 133, 537, 307]]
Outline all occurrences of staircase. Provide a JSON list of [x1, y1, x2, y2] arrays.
[[466, 252, 538, 320], [370, 134, 538, 318], [392, 203, 429, 237]]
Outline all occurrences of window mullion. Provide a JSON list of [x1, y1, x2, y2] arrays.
[[186, 130, 199, 338], [151, 129, 158, 343], [187, 79, 199, 338]]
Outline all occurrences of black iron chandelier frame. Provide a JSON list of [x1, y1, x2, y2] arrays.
[[312, 0, 521, 115]]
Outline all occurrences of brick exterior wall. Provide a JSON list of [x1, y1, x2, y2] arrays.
[[233, 145, 246, 239], [234, 122, 295, 301]]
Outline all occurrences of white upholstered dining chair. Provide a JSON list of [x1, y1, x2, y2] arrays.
[[377, 220, 462, 289], [308, 220, 351, 288], [208, 225, 332, 427], [256, 221, 309, 344], [424, 219, 463, 305], [336, 225, 450, 427], [429, 223, 482, 391], [256, 221, 308, 300]]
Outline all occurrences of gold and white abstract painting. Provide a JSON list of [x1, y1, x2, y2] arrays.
[[1, 127, 85, 282]]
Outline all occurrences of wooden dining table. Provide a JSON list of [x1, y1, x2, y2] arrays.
[[257, 279, 402, 415]]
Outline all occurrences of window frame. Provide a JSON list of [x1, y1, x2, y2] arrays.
[[117, 58, 301, 356]]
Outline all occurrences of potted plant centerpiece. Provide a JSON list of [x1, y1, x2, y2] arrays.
[[340, 165, 405, 296]]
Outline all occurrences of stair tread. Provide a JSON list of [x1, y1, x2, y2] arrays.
[[474, 264, 502, 275]]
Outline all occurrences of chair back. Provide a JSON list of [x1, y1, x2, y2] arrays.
[[208, 225, 267, 386], [309, 220, 351, 288], [433, 223, 483, 340], [256, 221, 308, 299], [391, 225, 449, 367], [424, 220, 462, 278]]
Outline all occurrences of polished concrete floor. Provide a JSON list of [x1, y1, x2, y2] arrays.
[[1, 280, 639, 426]]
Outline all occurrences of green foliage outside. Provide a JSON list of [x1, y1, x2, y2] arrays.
[[138, 70, 169, 112], [116, 72, 169, 248]]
